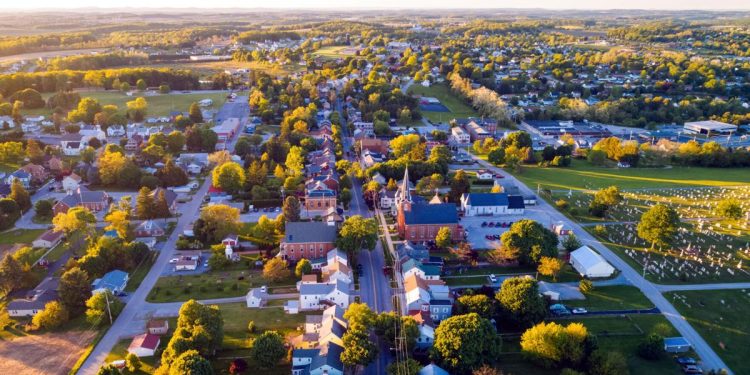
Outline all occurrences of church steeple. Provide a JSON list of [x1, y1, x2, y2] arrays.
[[400, 166, 412, 203]]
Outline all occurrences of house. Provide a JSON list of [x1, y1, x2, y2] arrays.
[[326, 248, 348, 266], [45, 156, 64, 173], [475, 169, 494, 180], [147, 319, 169, 335], [107, 125, 126, 137], [175, 258, 198, 271], [396, 168, 463, 242], [379, 189, 398, 213], [221, 234, 239, 247], [359, 138, 389, 155], [322, 260, 352, 284], [32, 229, 64, 249], [299, 279, 351, 310], [20, 164, 48, 184], [53, 187, 110, 215], [405, 273, 432, 311], [321, 206, 343, 224], [285, 300, 300, 314], [79, 124, 107, 142], [460, 193, 525, 216], [402, 259, 441, 281], [292, 342, 344, 375], [246, 288, 265, 308], [397, 242, 430, 263], [416, 323, 435, 349], [279, 221, 338, 261], [372, 172, 387, 185], [352, 121, 374, 136], [569, 246, 615, 278], [135, 220, 166, 238], [664, 337, 691, 353], [60, 133, 84, 156], [5, 169, 31, 188], [150, 187, 178, 214], [91, 270, 129, 294], [125, 134, 144, 152], [6, 277, 59, 317], [62, 173, 82, 193], [419, 363, 450, 375], [305, 182, 337, 211], [127, 333, 160, 357], [450, 126, 470, 146]]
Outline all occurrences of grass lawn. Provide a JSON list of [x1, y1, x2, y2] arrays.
[[512, 159, 750, 191], [443, 275, 489, 286], [0, 228, 45, 246], [146, 269, 295, 303], [666, 289, 750, 375], [312, 46, 358, 59], [126, 252, 157, 292], [0, 162, 20, 173], [28, 91, 228, 118], [407, 83, 479, 124], [565, 286, 654, 311], [104, 340, 159, 374]]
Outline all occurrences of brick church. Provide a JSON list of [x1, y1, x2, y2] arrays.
[[395, 167, 464, 242]]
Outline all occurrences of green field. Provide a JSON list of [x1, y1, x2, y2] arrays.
[[666, 289, 750, 375], [566, 286, 654, 311], [25, 91, 228, 118], [312, 45, 358, 59], [408, 83, 479, 124], [0, 228, 46, 246], [513, 159, 750, 191]]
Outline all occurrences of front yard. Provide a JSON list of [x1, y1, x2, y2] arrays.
[[146, 269, 296, 303]]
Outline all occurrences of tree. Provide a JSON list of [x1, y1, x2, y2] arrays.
[[0, 253, 23, 294], [588, 350, 628, 375], [34, 199, 53, 219], [295, 259, 312, 278], [126, 97, 148, 122], [337, 215, 378, 255], [97, 364, 121, 375], [449, 170, 470, 202], [520, 321, 592, 369], [495, 277, 546, 328], [59, 267, 91, 314], [579, 279, 594, 294], [500, 219, 558, 265], [9, 179, 31, 212], [0, 198, 21, 230], [32, 301, 69, 330], [136, 186, 155, 219], [154, 189, 172, 218], [126, 353, 142, 373], [637, 334, 664, 360], [26, 139, 45, 164], [387, 358, 422, 375], [435, 226, 453, 249], [212, 162, 246, 194], [250, 331, 286, 368], [390, 134, 421, 158], [285, 146, 305, 176], [196, 204, 240, 244], [169, 350, 213, 375], [104, 209, 131, 240], [136, 79, 147, 91], [228, 358, 248, 374], [341, 326, 379, 370], [263, 258, 290, 282], [589, 186, 623, 218], [67, 97, 101, 124], [457, 294, 495, 318], [716, 198, 743, 220], [344, 302, 377, 327], [637, 204, 680, 250], [282, 196, 301, 222], [189, 102, 204, 123], [538, 256, 564, 281], [157, 157, 189, 187], [85, 290, 124, 326], [561, 234, 582, 253], [167, 131, 187, 154], [387, 178, 398, 191], [432, 313, 501, 373], [340, 188, 352, 209], [53, 206, 96, 237]]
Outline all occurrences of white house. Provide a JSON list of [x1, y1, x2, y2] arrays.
[[187, 163, 203, 174], [460, 193, 525, 216], [569, 246, 615, 278], [326, 248, 348, 266], [402, 259, 440, 281], [62, 173, 82, 193], [299, 280, 351, 311], [405, 274, 432, 311], [475, 169, 494, 180], [127, 333, 160, 357], [246, 288, 264, 308], [322, 261, 352, 284], [450, 126, 470, 145], [292, 342, 344, 375], [107, 125, 126, 137], [79, 124, 107, 142], [32, 230, 64, 249], [416, 323, 435, 349]]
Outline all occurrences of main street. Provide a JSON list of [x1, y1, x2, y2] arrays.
[[78, 96, 248, 374], [471, 155, 733, 374]]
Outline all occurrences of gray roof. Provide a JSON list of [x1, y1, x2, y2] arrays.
[[508, 195, 525, 209], [419, 364, 450, 375], [284, 222, 337, 244], [57, 189, 108, 207], [300, 283, 335, 296], [464, 193, 509, 207], [7, 277, 59, 312], [403, 203, 458, 225]]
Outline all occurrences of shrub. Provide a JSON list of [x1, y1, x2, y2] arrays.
[[579, 279, 594, 294], [247, 321, 256, 333], [555, 199, 569, 211]]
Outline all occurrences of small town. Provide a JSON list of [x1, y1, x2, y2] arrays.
[[0, 2, 748, 375]]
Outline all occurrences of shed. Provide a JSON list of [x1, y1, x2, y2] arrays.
[[664, 337, 691, 353], [569, 246, 615, 278], [147, 319, 169, 335], [127, 333, 160, 357]]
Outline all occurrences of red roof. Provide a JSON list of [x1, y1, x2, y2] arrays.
[[130, 333, 160, 350], [208, 185, 223, 194]]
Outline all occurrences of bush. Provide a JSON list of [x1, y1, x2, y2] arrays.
[[247, 321, 255, 333], [593, 225, 607, 237], [637, 334, 664, 360], [579, 279, 594, 294], [555, 199, 569, 211]]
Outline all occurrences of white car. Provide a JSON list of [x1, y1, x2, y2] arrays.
[[169, 258, 179, 264], [260, 285, 267, 293], [571, 308, 588, 315]]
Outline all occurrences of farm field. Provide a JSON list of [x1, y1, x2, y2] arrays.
[[408, 83, 479, 124], [24, 91, 228, 118], [665, 289, 750, 375]]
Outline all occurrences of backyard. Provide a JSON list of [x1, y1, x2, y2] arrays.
[[407, 83, 479, 124], [666, 289, 750, 375]]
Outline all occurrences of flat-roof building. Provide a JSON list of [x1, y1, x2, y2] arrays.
[[683, 120, 737, 136]]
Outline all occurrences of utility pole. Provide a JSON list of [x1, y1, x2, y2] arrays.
[[104, 291, 113, 325]]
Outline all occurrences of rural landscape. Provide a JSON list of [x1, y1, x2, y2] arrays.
[[0, 2, 749, 375]]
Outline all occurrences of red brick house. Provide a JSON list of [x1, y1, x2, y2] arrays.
[[53, 187, 110, 215], [279, 222, 338, 261]]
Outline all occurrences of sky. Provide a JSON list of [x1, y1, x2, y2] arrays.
[[2, 0, 749, 10]]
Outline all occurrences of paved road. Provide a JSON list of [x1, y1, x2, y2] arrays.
[[78, 97, 249, 375], [471, 155, 733, 374]]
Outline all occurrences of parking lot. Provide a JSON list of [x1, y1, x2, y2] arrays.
[[462, 206, 553, 249]]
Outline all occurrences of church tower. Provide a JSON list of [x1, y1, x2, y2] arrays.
[[395, 166, 412, 212]]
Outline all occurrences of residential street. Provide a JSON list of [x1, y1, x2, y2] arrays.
[[78, 97, 248, 375], [471, 155, 733, 373]]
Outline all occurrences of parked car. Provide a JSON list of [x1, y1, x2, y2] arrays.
[[481, 222, 488, 227], [681, 364, 703, 374], [676, 357, 697, 366], [169, 258, 179, 263], [260, 285, 267, 293], [571, 308, 588, 314], [488, 222, 495, 227]]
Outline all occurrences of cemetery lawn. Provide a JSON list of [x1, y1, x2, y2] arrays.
[[512, 159, 750, 191], [565, 286, 654, 311], [665, 289, 750, 375]]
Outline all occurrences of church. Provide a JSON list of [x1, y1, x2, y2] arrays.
[[395, 167, 464, 242]]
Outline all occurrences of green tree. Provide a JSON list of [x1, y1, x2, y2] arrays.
[[588, 350, 629, 375], [390, 134, 421, 158], [212, 162, 246, 194], [9, 179, 31, 212], [282, 196, 301, 222], [589, 186, 623, 218], [341, 326, 379, 370], [189, 102, 204, 123], [496, 277, 546, 328], [561, 234, 582, 253], [435, 226, 453, 249], [126, 353, 142, 373], [340, 188, 352, 209], [250, 331, 286, 368], [715, 198, 743, 220], [167, 131, 187, 154], [169, 350, 213, 375], [32, 300, 69, 330], [637, 204, 680, 250], [85, 290, 124, 326], [136, 79, 147, 91], [637, 334, 664, 360], [344, 302, 377, 327], [97, 364, 121, 375], [154, 189, 172, 218], [135, 186, 155, 219], [0, 253, 23, 294], [59, 267, 91, 314], [337, 215, 378, 255], [500, 219, 558, 265], [488, 147, 506, 165], [34, 199, 53, 219], [520, 321, 592, 369], [195, 204, 240, 244], [538, 256, 564, 281], [457, 294, 495, 318], [0, 198, 21, 230], [449, 170, 470, 202], [53, 206, 96, 238], [295, 259, 312, 278], [387, 358, 422, 375], [126, 97, 148, 122], [263, 258, 290, 282], [432, 313, 501, 373]]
